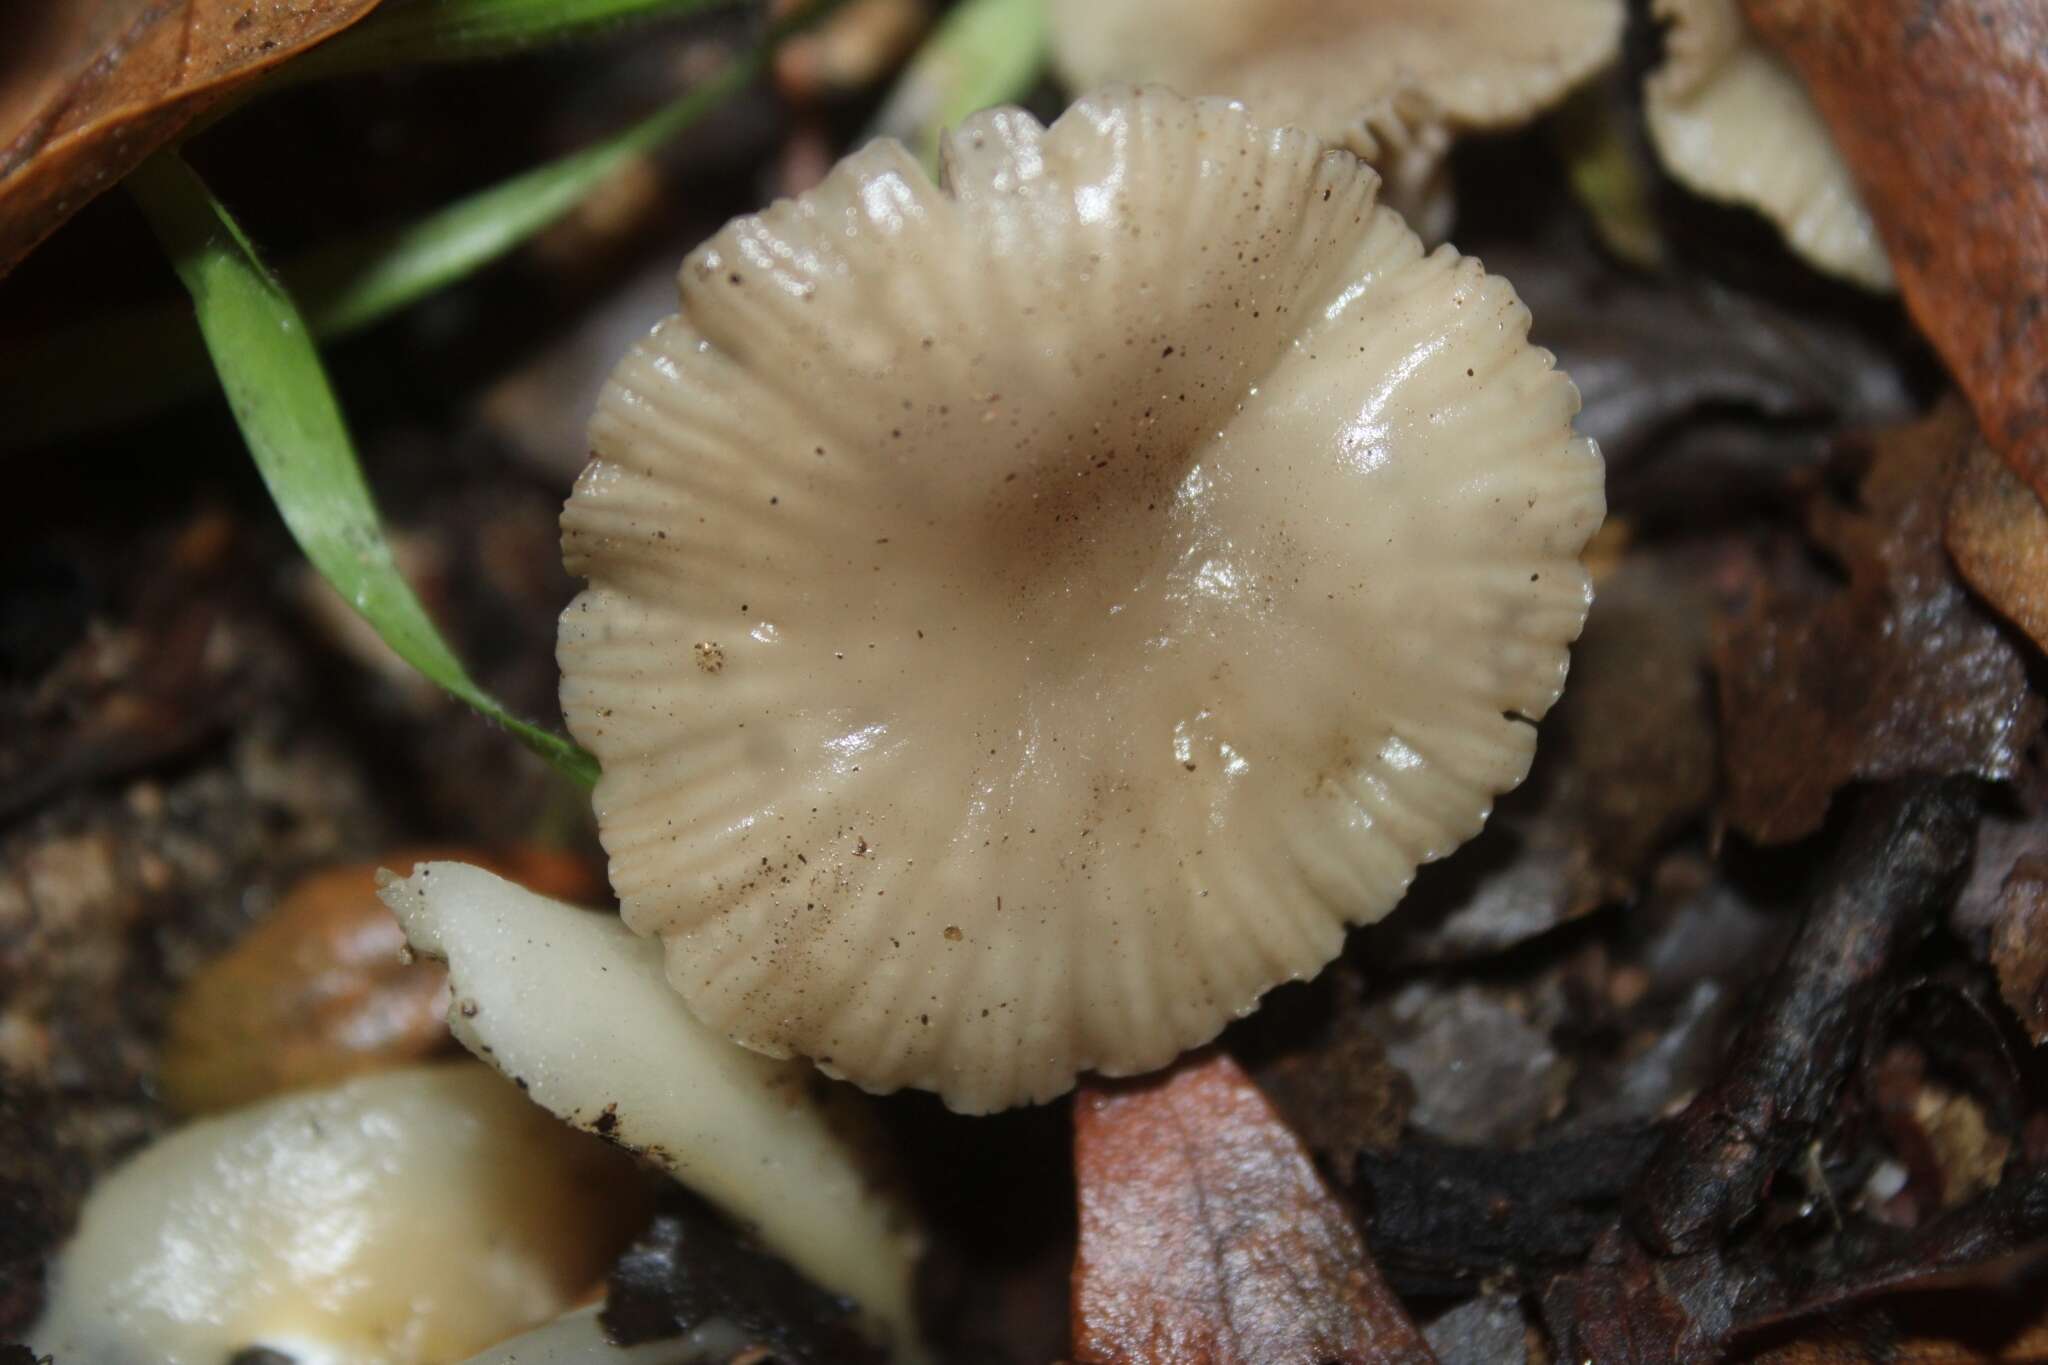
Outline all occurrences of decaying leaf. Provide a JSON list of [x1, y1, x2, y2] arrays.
[[1951, 779, 2048, 1048], [1740, 0, 2048, 511], [1715, 402, 2044, 844], [1550, 553, 1719, 904], [1989, 866, 2048, 1047], [1948, 433, 2048, 660], [1545, 1169, 2048, 1364], [0, 0, 385, 277], [1419, 1294, 1531, 1365], [1072, 1052, 1435, 1365], [1255, 1022, 1412, 1175], [1376, 982, 1573, 1148]]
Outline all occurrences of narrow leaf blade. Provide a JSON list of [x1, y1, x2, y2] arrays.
[[126, 150, 598, 787]]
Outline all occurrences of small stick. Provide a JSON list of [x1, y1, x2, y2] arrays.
[[1632, 779, 1978, 1254]]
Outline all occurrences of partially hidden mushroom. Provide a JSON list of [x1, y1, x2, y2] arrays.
[[559, 87, 1606, 1115], [377, 861, 926, 1354], [1046, 1, 1625, 236], [30, 1063, 639, 1365], [1643, 0, 1892, 290]]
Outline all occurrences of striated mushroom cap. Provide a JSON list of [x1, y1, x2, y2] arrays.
[[1047, 0, 1623, 233], [560, 87, 1605, 1113], [1644, 0, 1892, 290]]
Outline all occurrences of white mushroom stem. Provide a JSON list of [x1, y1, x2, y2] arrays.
[[377, 862, 926, 1356]]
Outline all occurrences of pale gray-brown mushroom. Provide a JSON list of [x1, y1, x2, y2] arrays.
[[559, 86, 1605, 1114], [1047, 0, 1625, 235], [1644, 0, 1892, 289]]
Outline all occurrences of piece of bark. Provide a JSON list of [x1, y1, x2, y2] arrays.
[[1539, 1227, 1742, 1365], [1740, 0, 2048, 511], [1350, 1126, 1664, 1298], [603, 1191, 885, 1365], [1632, 780, 1979, 1255], [1989, 862, 2048, 1046], [0, 0, 385, 277], [1548, 1169, 2048, 1362], [1948, 431, 2048, 660], [1072, 1051, 1435, 1365], [1714, 403, 2043, 843]]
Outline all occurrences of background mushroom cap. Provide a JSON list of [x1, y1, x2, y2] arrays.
[[1047, 0, 1625, 150], [31, 1064, 631, 1365], [560, 87, 1605, 1113], [1644, 0, 1893, 290]]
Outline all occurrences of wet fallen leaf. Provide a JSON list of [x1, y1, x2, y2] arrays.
[[0, 0, 385, 277], [1741, 0, 2048, 511], [1948, 434, 2048, 660], [1072, 1051, 1435, 1365], [1547, 1166, 2048, 1364], [1551, 552, 1719, 903], [1419, 1294, 1531, 1365], [1376, 982, 1572, 1148], [1715, 403, 2044, 844]]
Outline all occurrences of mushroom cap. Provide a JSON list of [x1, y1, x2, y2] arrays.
[[1644, 0, 1892, 290], [559, 87, 1605, 1113], [1047, 0, 1624, 149], [31, 1064, 631, 1365]]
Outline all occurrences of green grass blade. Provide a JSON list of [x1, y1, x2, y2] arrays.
[[8, 1, 847, 451], [870, 0, 1048, 170], [289, 0, 739, 82], [126, 151, 600, 787], [299, 53, 759, 335]]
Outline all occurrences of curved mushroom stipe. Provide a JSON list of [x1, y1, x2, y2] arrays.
[[378, 861, 927, 1353], [560, 87, 1606, 1114]]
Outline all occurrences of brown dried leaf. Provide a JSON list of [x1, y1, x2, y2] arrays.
[[1715, 402, 2044, 844], [1072, 1052, 1436, 1365], [1948, 433, 2048, 659], [0, 0, 385, 277], [1740, 0, 2048, 512], [1989, 859, 2048, 1046]]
